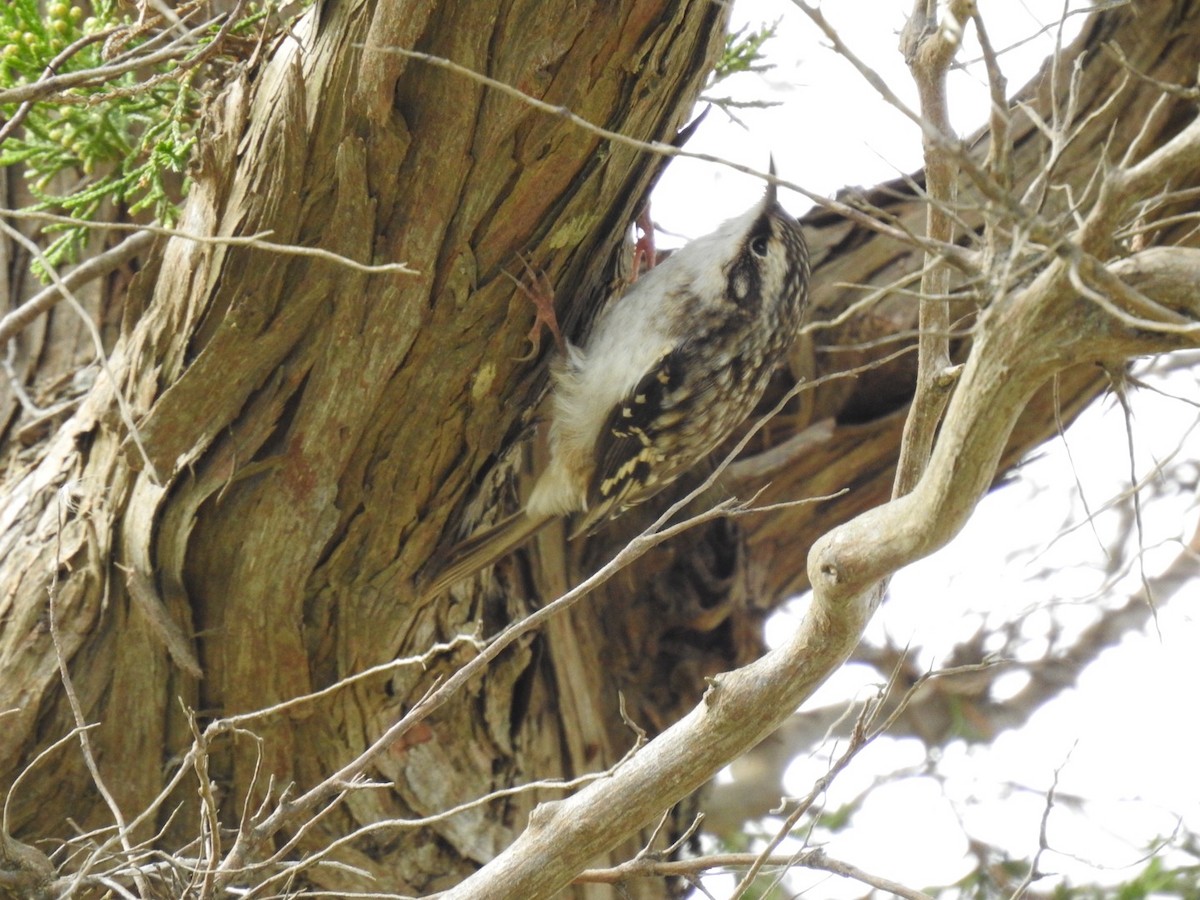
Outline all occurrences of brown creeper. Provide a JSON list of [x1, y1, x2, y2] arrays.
[[429, 173, 810, 595]]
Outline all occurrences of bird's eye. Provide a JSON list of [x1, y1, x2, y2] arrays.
[[750, 235, 769, 257]]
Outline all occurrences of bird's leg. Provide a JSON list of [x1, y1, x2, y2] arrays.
[[508, 256, 565, 361], [631, 203, 657, 281]]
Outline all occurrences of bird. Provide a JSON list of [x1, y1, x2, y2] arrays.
[[428, 168, 810, 596]]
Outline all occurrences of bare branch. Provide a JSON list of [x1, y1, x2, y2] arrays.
[[0, 2, 245, 108], [438, 232, 1200, 897], [0, 209, 420, 277], [202, 380, 829, 891], [893, 0, 970, 496], [577, 848, 933, 899], [0, 230, 155, 348], [0, 218, 160, 482]]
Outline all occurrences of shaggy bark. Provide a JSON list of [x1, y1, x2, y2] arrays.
[[2, 1, 729, 895], [1, 0, 1199, 897]]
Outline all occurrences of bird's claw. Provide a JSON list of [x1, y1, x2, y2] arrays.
[[631, 205, 657, 281], [507, 255, 565, 359]]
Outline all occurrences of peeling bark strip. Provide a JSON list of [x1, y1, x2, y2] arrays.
[[2, 0, 1200, 897]]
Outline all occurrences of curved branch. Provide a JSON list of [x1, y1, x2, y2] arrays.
[[439, 248, 1200, 899]]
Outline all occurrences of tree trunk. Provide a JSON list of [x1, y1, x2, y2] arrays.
[[2, 1, 729, 894], [1, 0, 1198, 896]]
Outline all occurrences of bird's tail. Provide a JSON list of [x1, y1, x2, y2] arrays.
[[424, 511, 553, 597]]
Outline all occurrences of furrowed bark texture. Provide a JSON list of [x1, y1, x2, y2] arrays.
[[1, 0, 1199, 897], [0, 1, 729, 893]]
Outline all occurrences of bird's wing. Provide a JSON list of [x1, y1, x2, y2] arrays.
[[578, 345, 691, 532]]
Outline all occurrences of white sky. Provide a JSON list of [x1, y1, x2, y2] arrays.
[[655, 0, 1097, 234], [652, 2, 1200, 896]]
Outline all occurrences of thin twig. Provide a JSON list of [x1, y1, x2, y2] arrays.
[[0, 230, 155, 347], [729, 696, 876, 898], [210, 381, 832, 889], [364, 44, 977, 270], [795, 0, 1046, 248], [1009, 745, 1073, 899], [0, 208, 420, 276], [0, 218, 161, 482], [3, 724, 99, 838], [209, 635, 485, 732], [0, 12, 225, 106], [46, 491, 153, 898], [973, 10, 1011, 193], [0, 24, 125, 145], [1103, 365, 1160, 635], [577, 849, 932, 899]]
